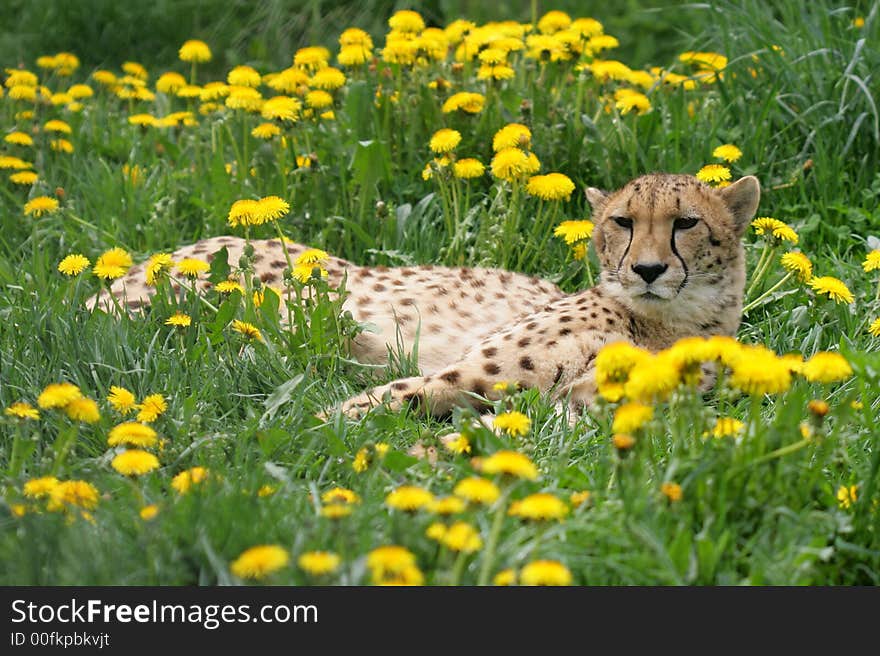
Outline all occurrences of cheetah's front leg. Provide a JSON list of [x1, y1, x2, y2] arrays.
[[333, 325, 626, 419]]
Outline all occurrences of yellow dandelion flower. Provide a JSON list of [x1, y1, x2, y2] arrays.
[[452, 158, 484, 179], [292, 263, 328, 283], [862, 250, 880, 272], [493, 569, 517, 586], [751, 217, 798, 244], [63, 397, 100, 423], [252, 122, 281, 139], [145, 253, 174, 286], [624, 354, 681, 403], [729, 347, 792, 395], [613, 88, 651, 115], [367, 545, 422, 585], [713, 144, 743, 162], [305, 90, 333, 109], [526, 173, 576, 201], [165, 312, 192, 328], [453, 477, 501, 505], [321, 503, 352, 518], [388, 9, 425, 33], [696, 164, 732, 185], [588, 59, 632, 82], [5, 131, 33, 146], [294, 46, 331, 71], [231, 544, 289, 580], [508, 493, 569, 521], [310, 67, 346, 90], [128, 113, 156, 127], [5, 401, 39, 420], [108, 422, 158, 448], [493, 410, 531, 436], [481, 450, 538, 480], [261, 95, 301, 122], [809, 276, 854, 304], [112, 449, 160, 476], [520, 560, 572, 586], [58, 254, 90, 276], [179, 39, 212, 62], [553, 220, 594, 245], [227, 65, 261, 88], [140, 505, 159, 520], [37, 382, 82, 409], [107, 386, 136, 415], [294, 248, 328, 265], [50, 138, 74, 154], [869, 317, 880, 337], [492, 124, 531, 152], [231, 320, 263, 342], [24, 476, 59, 498], [43, 119, 72, 134], [385, 485, 435, 512], [0, 155, 32, 170], [837, 484, 858, 510], [156, 71, 186, 94], [430, 496, 466, 515], [5, 69, 38, 87], [426, 522, 447, 541], [10, 171, 38, 185], [442, 433, 471, 454], [252, 196, 290, 224], [708, 417, 745, 438], [800, 352, 853, 383], [47, 480, 99, 511], [661, 482, 683, 502], [122, 61, 148, 80], [440, 521, 483, 552], [595, 341, 652, 402], [338, 45, 371, 67], [442, 91, 485, 114], [429, 128, 461, 154], [216, 280, 245, 295], [225, 86, 263, 111], [491, 147, 538, 182], [570, 490, 592, 507], [93, 247, 133, 280], [136, 394, 167, 422], [780, 252, 813, 282], [321, 487, 360, 505], [176, 258, 210, 278], [612, 402, 654, 434], [24, 196, 60, 217], [171, 466, 209, 494], [298, 551, 340, 576]]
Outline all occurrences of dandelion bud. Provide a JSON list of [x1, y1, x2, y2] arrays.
[[451, 62, 464, 75], [612, 433, 636, 455], [375, 200, 388, 218], [54, 187, 65, 200], [807, 399, 829, 418], [243, 243, 255, 258], [520, 99, 532, 115]]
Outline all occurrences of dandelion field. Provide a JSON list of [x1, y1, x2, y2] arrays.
[[1, 3, 879, 586]]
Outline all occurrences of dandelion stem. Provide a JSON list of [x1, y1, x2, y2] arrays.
[[449, 549, 469, 586], [745, 242, 776, 298], [742, 271, 793, 313], [477, 486, 511, 586]]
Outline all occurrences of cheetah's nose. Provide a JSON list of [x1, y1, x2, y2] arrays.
[[632, 262, 668, 284]]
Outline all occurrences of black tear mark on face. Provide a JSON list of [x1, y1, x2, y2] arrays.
[[670, 228, 689, 293]]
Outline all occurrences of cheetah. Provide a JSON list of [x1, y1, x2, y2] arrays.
[[89, 173, 760, 419]]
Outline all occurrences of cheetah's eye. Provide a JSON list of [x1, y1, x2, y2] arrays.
[[674, 217, 699, 230], [612, 216, 633, 229]]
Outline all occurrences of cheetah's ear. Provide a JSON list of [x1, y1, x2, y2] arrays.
[[585, 187, 610, 216], [719, 175, 760, 236]]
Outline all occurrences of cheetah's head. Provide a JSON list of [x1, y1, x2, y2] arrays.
[[587, 173, 760, 327]]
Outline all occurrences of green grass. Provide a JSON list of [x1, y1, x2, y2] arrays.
[[1, 2, 879, 585]]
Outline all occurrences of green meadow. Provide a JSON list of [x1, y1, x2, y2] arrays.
[[1, 2, 878, 585]]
